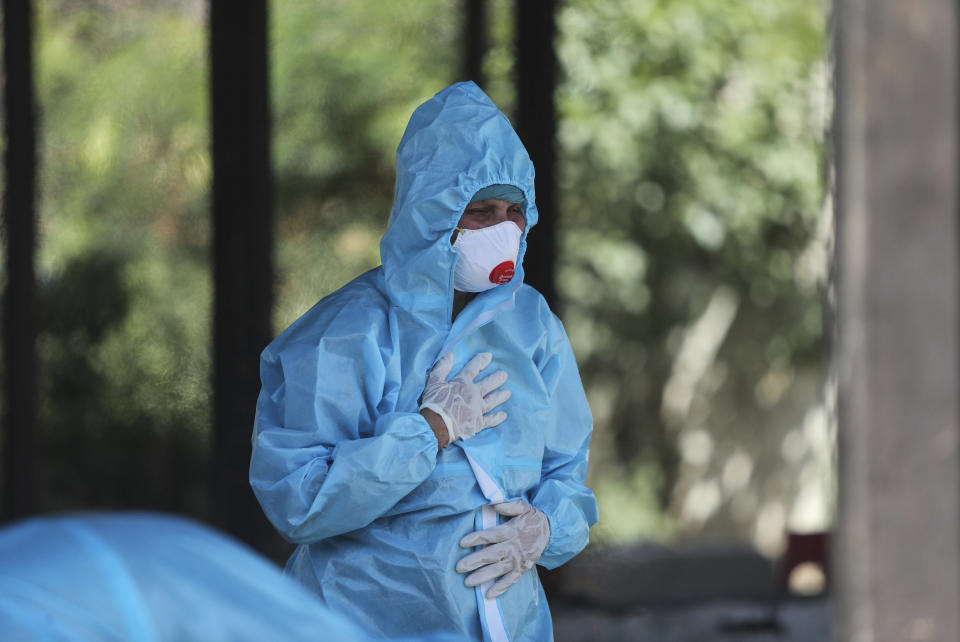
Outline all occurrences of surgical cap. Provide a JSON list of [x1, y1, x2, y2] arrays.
[[469, 184, 525, 204]]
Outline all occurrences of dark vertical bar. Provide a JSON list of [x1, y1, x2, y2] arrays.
[[209, 1, 274, 547], [2, 0, 38, 521], [514, 0, 558, 311], [463, 0, 487, 88], [835, 0, 960, 640]]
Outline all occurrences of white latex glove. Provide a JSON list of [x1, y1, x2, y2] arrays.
[[420, 352, 510, 443], [456, 500, 550, 598]]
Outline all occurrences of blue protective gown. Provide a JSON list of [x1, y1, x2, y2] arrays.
[[0, 513, 375, 641], [250, 81, 599, 642]]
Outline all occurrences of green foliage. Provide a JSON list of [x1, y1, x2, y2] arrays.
[[38, 3, 209, 264], [30, 2, 210, 515], [26, 0, 460, 516], [270, 0, 458, 329], [556, 0, 828, 547]]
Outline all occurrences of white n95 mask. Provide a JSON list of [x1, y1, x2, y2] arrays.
[[452, 221, 523, 292]]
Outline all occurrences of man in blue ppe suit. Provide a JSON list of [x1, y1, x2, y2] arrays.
[[250, 81, 598, 641]]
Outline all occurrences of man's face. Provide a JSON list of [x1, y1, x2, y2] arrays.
[[457, 198, 526, 232]]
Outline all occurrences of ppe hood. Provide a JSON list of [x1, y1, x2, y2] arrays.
[[379, 82, 539, 329]]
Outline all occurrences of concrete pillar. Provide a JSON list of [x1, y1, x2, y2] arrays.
[[835, 1, 960, 641]]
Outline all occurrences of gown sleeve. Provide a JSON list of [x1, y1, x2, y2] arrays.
[[249, 300, 438, 544], [529, 314, 600, 569]]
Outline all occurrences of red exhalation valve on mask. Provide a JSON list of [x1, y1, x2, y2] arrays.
[[488, 261, 515, 284]]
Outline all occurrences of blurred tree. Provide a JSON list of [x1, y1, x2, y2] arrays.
[[269, 1, 458, 330], [555, 0, 828, 550], [30, 1, 211, 518], [25, 0, 460, 554], [32, 249, 203, 514]]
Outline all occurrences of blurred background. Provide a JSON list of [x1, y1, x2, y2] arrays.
[[1, 0, 831, 639]]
